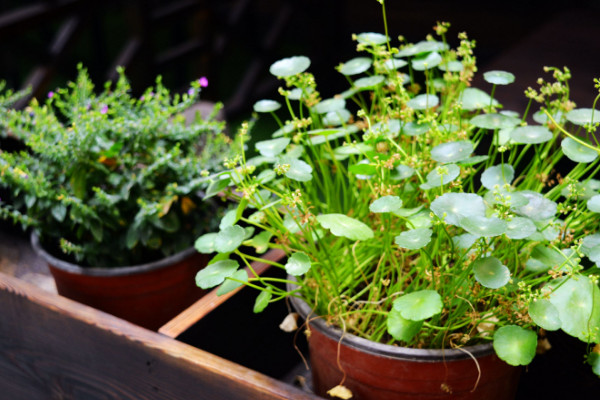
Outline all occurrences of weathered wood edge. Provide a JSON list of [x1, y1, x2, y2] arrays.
[[0, 270, 320, 400], [159, 248, 286, 338]]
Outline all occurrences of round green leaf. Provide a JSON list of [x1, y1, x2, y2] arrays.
[[453, 233, 478, 250], [505, 217, 537, 239], [317, 213, 374, 241], [472, 256, 510, 289], [566, 108, 600, 126], [338, 57, 372, 76], [430, 192, 485, 226], [438, 60, 463, 72], [372, 119, 401, 138], [356, 32, 388, 45], [323, 109, 351, 126], [370, 195, 403, 213], [396, 40, 448, 57], [581, 233, 600, 255], [285, 159, 313, 182], [353, 75, 385, 90], [457, 155, 489, 166], [459, 87, 498, 111], [528, 245, 573, 272], [533, 110, 563, 125], [406, 94, 439, 111], [407, 211, 432, 229], [195, 259, 239, 289], [430, 140, 474, 163], [215, 225, 246, 253], [547, 276, 600, 342], [394, 228, 432, 250], [511, 191, 557, 221], [411, 52, 442, 71], [387, 308, 423, 342], [285, 252, 312, 276], [528, 299, 561, 331], [393, 290, 443, 321], [392, 164, 415, 180], [219, 209, 238, 230], [401, 122, 429, 136], [216, 269, 248, 296], [561, 137, 598, 163], [247, 230, 272, 254], [421, 164, 460, 189], [270, 123, 296, 138], [470, 113, 520, 130], [460, 216, 508, 238], [384, 58, 408, 70], [588, 352, 600, 376], [483, 70, 515, 85], [253, 99, 281, 113], [269, 56, 311, 77], [313, 98, 346, 114], [253, 291, 272, 313], [588, 195, 600, 213], [493, 325, 537, 366], [510, 126, 553, 144], [194, 233, 218, 254], [481, 164, 515, 189], [255, 138, 290, 157]]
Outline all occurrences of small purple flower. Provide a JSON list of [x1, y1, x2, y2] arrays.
[[198, 77, 209, 87], [47, 91, 54, 98], [187, 88, 195, 96], [100, 104, 108, 114], [140, 95, 145, 101]]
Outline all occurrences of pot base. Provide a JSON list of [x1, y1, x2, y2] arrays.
[[291, 295, 520, 400]]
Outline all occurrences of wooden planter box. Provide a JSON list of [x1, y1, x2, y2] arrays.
[[2, 245, 599, 399], [0, 249, 321, 399]]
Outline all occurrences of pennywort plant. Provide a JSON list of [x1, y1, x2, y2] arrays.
[[196, 7, 600, 374], [0, 65, 236, 267]]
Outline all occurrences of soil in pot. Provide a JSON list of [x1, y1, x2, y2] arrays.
[[291, 295, 521, 400], [32, 233, 209, 331]]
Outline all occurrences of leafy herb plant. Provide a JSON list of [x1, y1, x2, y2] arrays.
[[0, 65, 235, 267], [195, 2, 600, 375]]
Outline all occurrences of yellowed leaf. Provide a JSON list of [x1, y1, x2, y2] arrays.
[[180, 196, 196, 215], [327, 385, 353, 399]]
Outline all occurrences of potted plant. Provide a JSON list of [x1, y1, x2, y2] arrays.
[[195, 2, 600, 398], [0, 65, 237, 330]]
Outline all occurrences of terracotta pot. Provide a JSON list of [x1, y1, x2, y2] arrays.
[[31, 233, 208, 331], [290, 295, 521, 400]]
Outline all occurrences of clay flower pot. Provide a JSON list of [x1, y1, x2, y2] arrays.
[[32, 233, 208, 330], [291, 295, 521, 400]]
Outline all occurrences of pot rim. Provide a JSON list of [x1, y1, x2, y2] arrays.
[[31, 232, 198, 277], [289, 289, 495, 362]]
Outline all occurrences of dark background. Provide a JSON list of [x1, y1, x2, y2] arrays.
[[1, 0, 599, 122]]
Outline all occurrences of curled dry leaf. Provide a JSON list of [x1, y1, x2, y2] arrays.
[[476, 314, 499, 336], [327, 384, 353, 399], [279, 312, 299, 332], [536, 338, 552, 354]]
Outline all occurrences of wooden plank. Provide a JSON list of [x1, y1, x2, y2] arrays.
[[0, 271, 320, 400], [159, 248, 286, 339], [0, 0, 82, 34]]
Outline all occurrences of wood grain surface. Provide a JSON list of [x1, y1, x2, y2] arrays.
[[0, 271, 320, 400]]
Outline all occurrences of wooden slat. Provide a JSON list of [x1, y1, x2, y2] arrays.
[[0, 271, 319, 400], [159, 248, 286, 338], [0, 0, 82, 34]]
